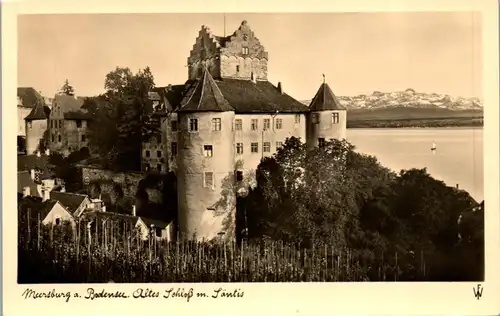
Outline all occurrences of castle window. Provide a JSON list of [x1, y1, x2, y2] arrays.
[[236, 171, 244, 182], [236, 143, 243, 154], [212, 118, 222, 131], [144, 163, 150, 171], [51, 134, 55, 142], [76, 120, 82, 128], [58, 135, 61, 142], [189, 118, 198, 131], [171, 142, 177, 156], [236, 65, 240, 72], [276, 118, 283, 130], [59, 120, 62, 128], [157, 164, 162, 172], [318, 138, 325, 148], [55, 218, 61, 226], [242, 47, 249, 55], [204, 172, 214, 188], [157, 150, 162, 158], [263, 119, 270, 130], [81, 135, 86, 142], [312, 113, 320, 124], [276, 141, 283, 150], [28, 121, 32, 129], [171, 120, 178, 132], [50, 120, 53, 129], [204, 145, 213, 157], [332, 112, 340, 124], [263, 142, 271, 153], [243, 34, 248, 41], [235, 119, 243, 131], [251, 119, 258, 131], [295, 114, 301, 124], [251, 142, 259, 153], [145, 150, 150, 157]]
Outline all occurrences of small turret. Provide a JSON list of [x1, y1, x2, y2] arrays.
[[25, 102, 50, 155], [306, 76, 347, 149]]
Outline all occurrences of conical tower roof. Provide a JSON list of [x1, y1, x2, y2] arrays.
[[309, 82, 346, 111], [25, 101, 51, 120], [178, 67, 234, 113]]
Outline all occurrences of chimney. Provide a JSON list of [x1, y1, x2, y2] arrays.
[[42, 188, 50, 202], [23, 186, 31, 198], [30, 169, 35, 180], [132, 205, 136, 217], [45, 148, 50, 156], [277, 82, 283, 94]]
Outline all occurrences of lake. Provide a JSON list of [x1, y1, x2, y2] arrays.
[[347, 128, 484, 202]]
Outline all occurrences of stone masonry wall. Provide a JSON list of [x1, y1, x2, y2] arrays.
[[81, 167, 144, 198]]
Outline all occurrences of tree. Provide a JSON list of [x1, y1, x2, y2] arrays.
[[60, 79, 75, 96], [47, 150, 87, 192], [82, 66, 159, 171]]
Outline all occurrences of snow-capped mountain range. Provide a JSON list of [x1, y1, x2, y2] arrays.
[[301, 88, 483, 111]]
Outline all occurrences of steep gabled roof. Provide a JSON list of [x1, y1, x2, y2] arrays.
[[178, 69, 234, 113], [216, 79, 310, 113], [141, 216, 171, 229], [17, 171, 42, 198], [64, 111, 92, 120], [18, 154, 49, 171], [309, 83, 346, 111], [83, 210, 140, 226], [19, 197, 59, 222], [17, 87, 45, 108], [50, 191, 89, 214], [25, 103, 51, 120]]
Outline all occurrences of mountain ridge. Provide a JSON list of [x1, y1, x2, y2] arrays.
[[301, 88, 483, 111]]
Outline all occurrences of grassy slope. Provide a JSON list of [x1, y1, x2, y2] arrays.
[[347, 107, 483, 121]]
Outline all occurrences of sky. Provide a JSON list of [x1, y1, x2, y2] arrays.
[[18, 12, 482, 101]]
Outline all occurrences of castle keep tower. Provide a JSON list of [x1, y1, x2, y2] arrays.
[[24, 102, 50, 155], [306, 80, 347, 148], [176, 68, 236, 241], [187, 20, 269, 81]]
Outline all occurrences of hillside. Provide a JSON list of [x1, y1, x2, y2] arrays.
[[347, 107, 483, 121]]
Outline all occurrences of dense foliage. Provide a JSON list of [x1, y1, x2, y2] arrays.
[[238, 137, 484, 281], [48, 148, 90, 192], [81, 67, 159, 171]]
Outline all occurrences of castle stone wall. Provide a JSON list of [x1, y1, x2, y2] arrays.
[[234, 113, 306, 172], [177, 111, 236, 241]]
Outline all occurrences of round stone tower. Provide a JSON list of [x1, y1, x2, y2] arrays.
[[176, 68, 236, 241], [24, 102, 50, 155], [306, 79, 347, 149]]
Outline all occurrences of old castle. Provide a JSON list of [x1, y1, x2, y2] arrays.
[[141, 20, 348, 240]]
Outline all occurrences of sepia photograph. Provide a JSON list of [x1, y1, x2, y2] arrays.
[[15, 11, 485, 285]]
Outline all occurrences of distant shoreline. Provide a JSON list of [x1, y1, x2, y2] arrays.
[[347, 117, 483, 128]]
